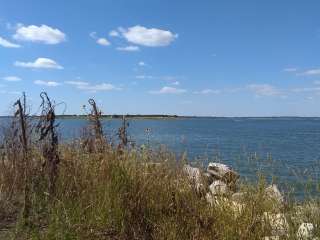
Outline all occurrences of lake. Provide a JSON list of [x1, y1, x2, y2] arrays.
[[3, 117, 320, 197]]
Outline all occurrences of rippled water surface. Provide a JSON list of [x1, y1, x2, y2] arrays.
[[2, 117, 320, 196]]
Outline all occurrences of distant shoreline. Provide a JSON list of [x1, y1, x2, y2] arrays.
[[1, 115, 320, 120]]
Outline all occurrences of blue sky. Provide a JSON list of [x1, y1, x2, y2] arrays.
[[1, 0, 320, 116]]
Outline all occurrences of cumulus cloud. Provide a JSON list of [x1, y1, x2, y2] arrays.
[[0, 36, 21, 48], [65, 81, 121, 92], [149, 86, 187, 94], [77, 83, 121, 92], [194, 89, 221, 94], [247, 84, 283, 97], [13, 24, 66, 44], [2, 76, 22, 82], [162, 76, 183, 82], [14, 58, 63, 69], [116, 45, 140, 51], [138, 61, 146, 66], [135, 75, 183, 83], [119, 25, 177, 47], [299, 68, 320, 76], [65, 81, 89, 86], [96, 38, 111, 46], [135, 75, 154, 79], [90, 32, 111, 46], [283, 68, 297, 72], [34, 80, 61, 87], [171, 81, 180, 86], [291, 87, 320, 93], [109, 30, 120, 37]]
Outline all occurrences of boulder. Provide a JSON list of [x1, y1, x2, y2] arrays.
[[207, 162, 239, 185], [209, 180, 229, 196], [265, 184, 284, 204], [205, 193, 244, 215], [297, 223, 315, 239], [183, 164, 203, 191], [263, 236, 280, 240], [203, 172, 214, 186], [263, 212, 289, 237]]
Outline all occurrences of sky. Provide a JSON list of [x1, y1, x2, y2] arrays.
[[1, 0, 320, 116]]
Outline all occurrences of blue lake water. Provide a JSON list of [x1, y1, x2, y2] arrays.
[[2, 117, 320, 196]]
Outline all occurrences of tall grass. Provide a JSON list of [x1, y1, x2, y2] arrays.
[[0, 93, 319, 240]]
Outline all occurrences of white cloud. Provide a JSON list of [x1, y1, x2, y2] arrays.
[[120, 25, 177, 47], [14, 24, 66, 44], [109, 30, 120, 37], [306, 96, 313, 100], [291, 87, 320, 93], [96, 38, 111, 46], [299, 68, 320, 76], [194, 89, 221, 94], [149, 86, 187, 94], [90, 32, 111, 46], [14, 58, 63, 69], [65, 81, 89, 86], [77, 83, 121, 92], [283, 68, 297, 72], [135, 75, 154, 79], [2, 76, 21, 82], [135, 75, 183, 83], [34, 80, 61, 87], [247, 84, 283, 97], [116, 45, 140, 51], [162, 76, 183, 82], [171, 81, 180, 86], [0, 36, 21, 48], [65, 80, 120, 92], [138, 61, 146, 66]]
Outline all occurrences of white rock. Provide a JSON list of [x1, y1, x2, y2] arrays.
[[203, 172, 214, 185], [209, 180, 229, 195], [263, 236, 280, 240], [205, 193, 244, 215], [265, 184, 284, 203], [207, 162, 239, 184], [183, 164, 203, 191], [297, 223, 314, 239], [263, 212, 289, 236]]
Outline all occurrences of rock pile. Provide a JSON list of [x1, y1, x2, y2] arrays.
[[183, 162, 318, 240]]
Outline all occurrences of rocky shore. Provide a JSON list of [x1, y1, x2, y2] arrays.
[[183, 163, 318, 240]]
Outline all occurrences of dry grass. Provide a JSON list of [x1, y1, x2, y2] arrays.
[[0, 93, 319, 240], [0, 142, 318, 240]]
